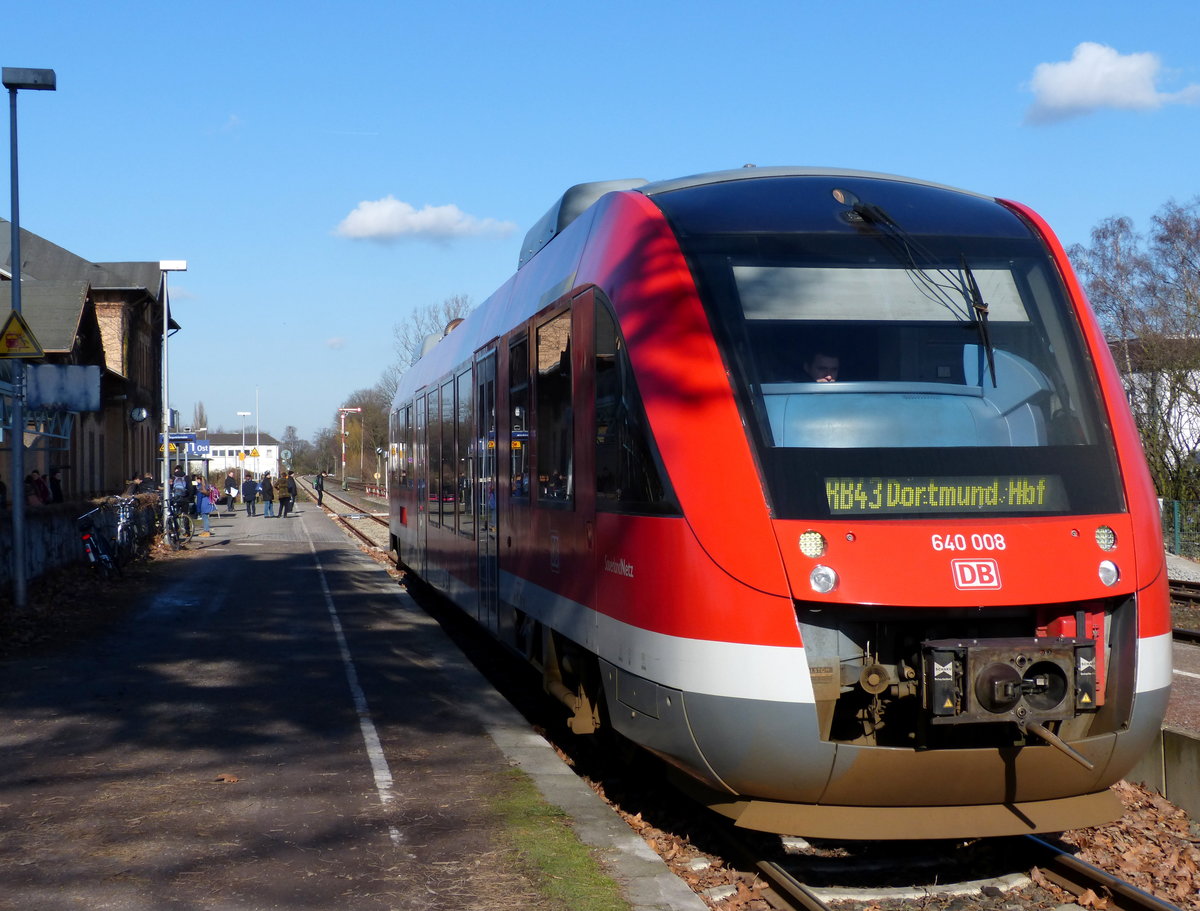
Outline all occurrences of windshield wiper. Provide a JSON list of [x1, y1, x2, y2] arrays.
[[961, 254, 997, 386], [845, 195, 999, 385]]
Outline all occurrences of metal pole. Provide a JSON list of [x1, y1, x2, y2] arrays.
[[161, 276, 170, 538], [8, 85, 27, 610]]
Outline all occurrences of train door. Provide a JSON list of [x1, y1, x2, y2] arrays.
[[476, 350, 499, 633], [531, 292, 596, 615]]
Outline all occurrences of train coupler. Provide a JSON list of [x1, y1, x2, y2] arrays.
[[922, 636, 1098, 727]]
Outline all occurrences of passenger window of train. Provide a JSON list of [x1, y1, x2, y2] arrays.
[[509, 336, 530, 499], [426, 389, 440, 526], [537, 311, 573, 505], [456, 369, 474, 539], [441, 379, 455, 530], [594, 303, 673, 512]]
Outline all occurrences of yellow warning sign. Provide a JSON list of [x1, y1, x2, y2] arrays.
[[0, 310, 44, 358], [1080, 692, 1091, 704], [250, 448, 260, 457]]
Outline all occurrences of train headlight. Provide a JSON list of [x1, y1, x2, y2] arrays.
[[810, 565, 838, 593], [1098, 560, 1120, 587], [799, 531, 827, 558], [1095, 526, 1117, 551]]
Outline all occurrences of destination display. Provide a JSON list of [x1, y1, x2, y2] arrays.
[[825, 475, 1068, 515]]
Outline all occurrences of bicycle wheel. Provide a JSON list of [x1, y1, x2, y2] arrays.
[[115, 525, 135, 566], [177, 514, 194, 542]]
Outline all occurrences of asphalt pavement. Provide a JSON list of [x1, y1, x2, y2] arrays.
[[0, 502, 702, 910]]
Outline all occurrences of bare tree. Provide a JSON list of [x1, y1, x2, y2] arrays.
[[391, 294, 474, 370], [192, 402, 209, 432], [1069, 197, 1200, 500]]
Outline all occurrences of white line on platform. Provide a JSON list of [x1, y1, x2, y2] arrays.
[[306, 530, 403, 849], [1174, 669, 1200, 680]]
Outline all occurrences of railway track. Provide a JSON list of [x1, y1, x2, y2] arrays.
[[294, 476, 389, 550], [717, 833, 1188, 911], [1169, 579, 1200, 644]]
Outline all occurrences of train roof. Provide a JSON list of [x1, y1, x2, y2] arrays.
[[518, 166, 992, 271]]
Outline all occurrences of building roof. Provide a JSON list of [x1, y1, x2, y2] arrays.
[[0, 280, 90, 354]]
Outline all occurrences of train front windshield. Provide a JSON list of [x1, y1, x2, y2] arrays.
[[652, 176, 1125, 520]]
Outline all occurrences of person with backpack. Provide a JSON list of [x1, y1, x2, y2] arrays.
[[195, 474, 215, 537]]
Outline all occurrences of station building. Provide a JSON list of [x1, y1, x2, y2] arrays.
[[194, 431, 282, 481]]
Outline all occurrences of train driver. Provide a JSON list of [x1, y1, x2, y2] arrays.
[[803, 350, 840, 383]]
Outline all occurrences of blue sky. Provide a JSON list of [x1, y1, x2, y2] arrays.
[[6, 1, 1199, 442]]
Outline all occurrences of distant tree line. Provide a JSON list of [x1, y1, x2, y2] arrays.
[[310, 293, 475, 485], [1068, 197, 1200, 501]]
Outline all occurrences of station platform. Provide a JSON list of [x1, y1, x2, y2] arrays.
[[0, 497, 703, 909]]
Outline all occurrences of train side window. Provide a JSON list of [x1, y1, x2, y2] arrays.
[[426, 389, 440, 526], [509, 335, 530, 499], [456, 368, 475, 539], [594, 301, 677, 514], [441, 379, 455, 531], [536, 310, 573, 505]]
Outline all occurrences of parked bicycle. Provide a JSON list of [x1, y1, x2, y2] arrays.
[[163, 493, 194, 549], [112, 495, 142, 565], [78, 504, 120, 578]]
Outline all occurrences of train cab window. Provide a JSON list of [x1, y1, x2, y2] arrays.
[[652, 175, 1125, 518], [594, 302, 676, 514], [509, 335, 530, 499], [536, 310, 573, 505]]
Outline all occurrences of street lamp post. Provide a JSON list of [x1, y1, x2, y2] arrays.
[[158, 260, 187, 540], [338, 407, 361, 491], [5, 66, 56, 611], [237, 411, 251, 484]]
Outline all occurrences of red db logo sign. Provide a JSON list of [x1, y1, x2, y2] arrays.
[[951, 558, 1001, 590]]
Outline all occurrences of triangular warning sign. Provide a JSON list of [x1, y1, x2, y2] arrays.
[[1080, 692, 1091, 704], [943, 697, 954, 709], [0, 310, 44, 358]]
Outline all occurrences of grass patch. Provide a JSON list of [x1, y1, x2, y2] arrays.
[[490, 768, 631, 911]]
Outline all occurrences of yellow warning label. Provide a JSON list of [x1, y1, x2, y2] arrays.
[[943, 697, 954, 709], [1080, 693, 1091, 704], [0, 310, 44, 358], [250, 448, 260, 457]]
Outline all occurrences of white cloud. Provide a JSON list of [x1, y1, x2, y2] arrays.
[[325, 337, 346, 350], [1026, 42, 1200, 124], [334, 196, 517, 242]]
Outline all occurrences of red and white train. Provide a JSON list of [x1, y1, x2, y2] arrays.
[[388, 167, 1171, 839]]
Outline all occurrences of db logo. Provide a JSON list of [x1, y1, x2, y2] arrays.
[[951, 558, 1001, 590]]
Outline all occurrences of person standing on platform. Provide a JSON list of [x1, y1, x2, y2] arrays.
[[195, 474, 215, 536], [260, 470, 275, 517], [241, 472, 260, 517], [273, 472, 291, 518], [314, 471, 325, 506], [223, 469, 238, 516], [286, 471, 298, 515]]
